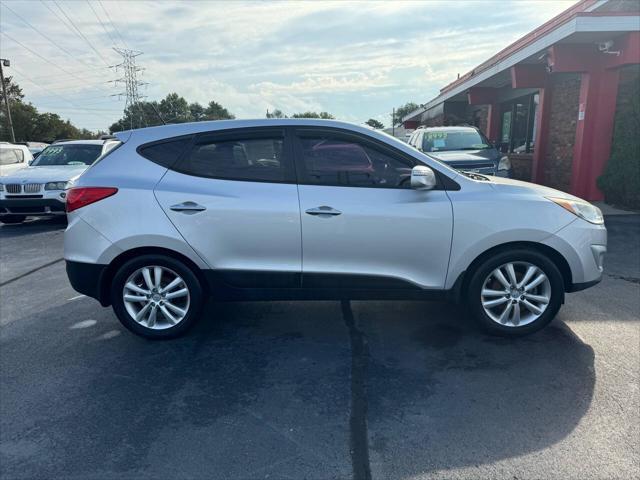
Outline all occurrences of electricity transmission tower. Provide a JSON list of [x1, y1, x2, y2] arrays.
[[111, 48, 148, 129]]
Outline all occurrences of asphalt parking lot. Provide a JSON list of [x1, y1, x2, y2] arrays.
[[1, 215, 638, 480]]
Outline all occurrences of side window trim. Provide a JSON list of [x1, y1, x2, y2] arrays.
[[292, 127, 418, 190]]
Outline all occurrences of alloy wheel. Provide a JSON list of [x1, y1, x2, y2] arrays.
[[480, 261, 551, 327], [122, 265, 191, 330]]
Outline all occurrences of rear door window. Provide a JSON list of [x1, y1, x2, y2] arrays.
[[174, 130, 291, 183]]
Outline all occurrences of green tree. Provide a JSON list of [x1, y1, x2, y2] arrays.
[[159, 93, 190, 124], [290, 111, 334, 119], [365, 118, 384, 129], [0, 77, 99, 142], [189, 102, 206, 122], [266, 109, 287, 118], [109, 94, 235, 132], [204, 100, 234, 120], [391, 102, 419, 125]]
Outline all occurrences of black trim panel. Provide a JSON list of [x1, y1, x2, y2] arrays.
[[203, 269, 452, 302], [66, 261, 107, 303], [71, 262, 458, 307], [567, 277, 601, 293], [213, 270, 301, 288], [302, 272, 421, 290], [0, 198, 64, 208]]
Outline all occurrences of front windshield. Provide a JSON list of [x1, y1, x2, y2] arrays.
[[32, 144, 102, 166], [422, 130, 491, 152]]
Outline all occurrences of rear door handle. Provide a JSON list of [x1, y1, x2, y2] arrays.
[[305, 206, 342, 216], [169, 201, 206, 213]]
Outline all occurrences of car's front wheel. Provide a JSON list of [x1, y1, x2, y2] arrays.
[[467, 249, 564, 336], [110, 254, 204, 339], [0, 215, 26, 224]]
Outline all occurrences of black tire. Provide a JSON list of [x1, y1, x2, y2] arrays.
[[110, 254, 204, 339], [466, 248, 564, 336], [0, 215, 26, 224]]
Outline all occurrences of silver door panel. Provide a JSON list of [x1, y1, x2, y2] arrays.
[[298, 185, 453, 289]]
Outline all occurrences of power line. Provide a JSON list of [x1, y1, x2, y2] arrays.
[[0, 31, 110, 85], [51, 0, 113, 67], [98, 0, 129, 50], [26, 70, 108, 82], [0, 2, 107, 72], [8, 65, 118, 111], [85, 0, 119, 47]]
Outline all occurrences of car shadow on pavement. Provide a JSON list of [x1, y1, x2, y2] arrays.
[[353, 300, 595, 477], [0, 216, 66, 239], [0, 297, 595, 479]]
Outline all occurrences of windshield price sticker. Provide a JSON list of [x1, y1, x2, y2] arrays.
[[425, 132, 448, 140]]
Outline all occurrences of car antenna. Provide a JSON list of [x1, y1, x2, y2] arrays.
[[151, 103, 166, 125]]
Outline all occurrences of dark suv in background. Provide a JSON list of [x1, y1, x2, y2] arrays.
[[407, 126, 510, 177]]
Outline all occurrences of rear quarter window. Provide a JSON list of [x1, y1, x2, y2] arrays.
[[138, 136, 193, 168], [0, 148, 24, 165]]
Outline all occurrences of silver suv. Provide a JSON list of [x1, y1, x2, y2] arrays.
[[64, 119, 606, 339]]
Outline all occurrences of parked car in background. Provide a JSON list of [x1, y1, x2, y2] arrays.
[[64, 119, 605, 340], [408, 126, 511, 177], [0, 139, 120, 224], [24, 142, 50, 159], [0, 142, 33, 176]]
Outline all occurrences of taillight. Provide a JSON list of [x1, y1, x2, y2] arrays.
[[66, 187, 118, 213]]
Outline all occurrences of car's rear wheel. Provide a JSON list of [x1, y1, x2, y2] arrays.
[[110, 255, 204, 339], [0, 215, 26, 224], [467, 249, 564, 336]]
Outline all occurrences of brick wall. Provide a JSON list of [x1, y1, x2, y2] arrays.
[[469, 105, 489, 134], [421, 113, 445, 127], [509, 154, 533, 181], [544, 73, 581, 192]]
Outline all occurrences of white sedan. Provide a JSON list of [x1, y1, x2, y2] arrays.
[[0, 142, 33, 177]]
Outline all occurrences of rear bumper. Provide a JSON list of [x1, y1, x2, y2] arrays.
[[0, 198, 65, 216], [66, 260, 108, 305]]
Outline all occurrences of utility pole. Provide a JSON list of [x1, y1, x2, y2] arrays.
[[0, 59, 16, 143], [111, 48, 147, 130], [392, 108, 395, 137]]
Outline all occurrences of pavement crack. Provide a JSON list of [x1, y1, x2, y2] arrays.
[[606, 273, 640, 284], [341, 299, 372, 480], [0, 257, 64, 288]]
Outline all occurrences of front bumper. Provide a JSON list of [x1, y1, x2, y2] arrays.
[[0, 197, 65, 216], [542, 218, 607, 290]]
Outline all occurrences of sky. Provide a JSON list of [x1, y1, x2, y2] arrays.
[[0, 0, 576, 132]]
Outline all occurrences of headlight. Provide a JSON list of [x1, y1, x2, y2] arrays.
[[44, 181, 68, 191], [547, 197, 604, 224], [498, 155, 511, 171], [0, 183, 4, 192]]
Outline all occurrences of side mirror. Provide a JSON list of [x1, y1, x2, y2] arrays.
[[411, 165, 437, 190]]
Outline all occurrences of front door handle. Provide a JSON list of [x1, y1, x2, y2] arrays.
[[305, 206, 342, 216], [170, 201, 206, 213]]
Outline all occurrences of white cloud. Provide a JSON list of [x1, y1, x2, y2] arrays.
[[0, 0, 575, 130]]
